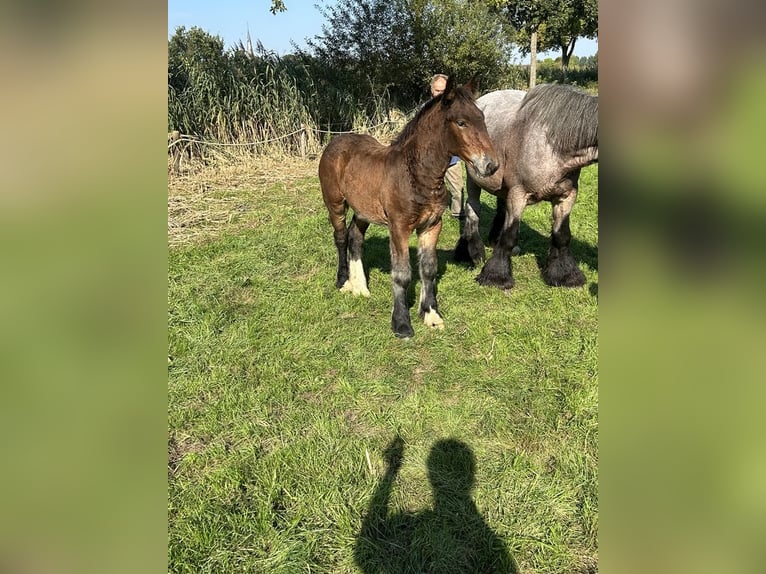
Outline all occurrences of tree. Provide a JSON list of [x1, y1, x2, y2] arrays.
[[168, 26, 229, 95], [495, 0, 550, 87], [538, 0, 597, 72], [497, 0, 597, 84], [305, 0, 514, 109]]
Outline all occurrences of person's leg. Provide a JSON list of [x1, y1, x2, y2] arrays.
[[444, 162, 464, 217]]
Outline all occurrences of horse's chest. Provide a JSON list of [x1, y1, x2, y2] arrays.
[[414, 196, 446, 228]]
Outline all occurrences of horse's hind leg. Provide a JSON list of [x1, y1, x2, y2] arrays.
[[542, 187, 586, 287], [340, 215, 370, 296], [389, 224, 414, 338], [454, 177, 485, 266], [417, 221, 444, 330], [327, 202, 350, 290]]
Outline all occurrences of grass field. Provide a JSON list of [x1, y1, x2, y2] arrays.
[[168, 158, 598, 573]]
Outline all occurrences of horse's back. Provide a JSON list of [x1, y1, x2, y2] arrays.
[[318, 133, 391, 224], [321, 133, 382, 158], [476, 90, 526, 140], [319, 133, 383, 177], [319, 133, 382, 189]]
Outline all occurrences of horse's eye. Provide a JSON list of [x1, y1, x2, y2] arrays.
[[456, 120, 466, 127]]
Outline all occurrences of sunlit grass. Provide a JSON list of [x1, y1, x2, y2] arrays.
[[168, 160, 598, 573]]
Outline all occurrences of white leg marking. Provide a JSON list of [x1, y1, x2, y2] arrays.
[[341, 259, 370, 297], [423, 308, 444, 329]]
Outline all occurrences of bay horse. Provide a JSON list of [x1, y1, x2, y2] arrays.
[[455, 83, 598, 289], [319, 77, 498, 338]]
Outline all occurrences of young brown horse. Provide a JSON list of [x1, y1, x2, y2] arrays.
[[319, 77, 498, 338]]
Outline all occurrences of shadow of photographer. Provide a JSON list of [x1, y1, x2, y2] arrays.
[[354, 436, 518, 573]]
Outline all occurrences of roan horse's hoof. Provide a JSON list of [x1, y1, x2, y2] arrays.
[[454, 237, 485, 267], [393, 324, 415, 339], [542, 251, 586, 287], [476, 268, 515, 290]]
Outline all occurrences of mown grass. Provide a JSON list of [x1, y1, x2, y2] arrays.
[[168, 161, 598, 573]]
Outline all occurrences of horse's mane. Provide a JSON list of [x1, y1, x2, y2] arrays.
[[517, 84, 598, 154], [391, 86, 475, 147], [391, 97, 440, 147]]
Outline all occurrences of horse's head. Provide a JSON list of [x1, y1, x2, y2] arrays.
[[441, 76, 499, 180]]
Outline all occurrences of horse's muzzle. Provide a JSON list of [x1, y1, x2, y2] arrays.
[[472, 154, 499, 177], [467, 155, 503, 191]]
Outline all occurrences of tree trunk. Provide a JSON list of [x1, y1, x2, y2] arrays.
[[561, 37, 577, 78], [529, 30, 537, 89]]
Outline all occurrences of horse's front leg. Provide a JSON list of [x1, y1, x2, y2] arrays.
[[454, 177, 485, 266], [488, 196, 521, 255], [542, 187, 586, 287], [417, 220, 444, 330], [476, 186, 525, 290], [389, 223, 414, 339]]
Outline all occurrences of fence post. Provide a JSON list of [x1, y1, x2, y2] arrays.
[[169, 130, 182, 174], [299, 125, 307, 159]]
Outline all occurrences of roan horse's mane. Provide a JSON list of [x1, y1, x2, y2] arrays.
[[516, 83, 598, 155]]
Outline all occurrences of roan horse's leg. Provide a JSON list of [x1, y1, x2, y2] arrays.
[[454, 177, 485, 266], [417, 221, 444, 330], [389, 224, 414, 339], [488, 196, 521, 255], [487, 195, 506, 247], [339, 215, 370, 296], [476, 185, 526, 289], [542, 188, 586, 287]]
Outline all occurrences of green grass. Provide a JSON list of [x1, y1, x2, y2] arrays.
[[168, 163, 598, 573]]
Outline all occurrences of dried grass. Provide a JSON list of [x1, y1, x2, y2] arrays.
[[167, 118, 409, 248], [168, 153, 319, 248]]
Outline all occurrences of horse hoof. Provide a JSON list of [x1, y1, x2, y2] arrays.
[[340, 280, 370, 297], [543, 269, 586, 287], [422, 309, 444, 330], [511, 245, 521, 256], [454, 237, 484, 265], [394, 326, 415, 339], [542, 254, 586, 287], [476, 270, 515, 290]]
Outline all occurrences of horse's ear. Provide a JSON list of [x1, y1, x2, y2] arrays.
[[463, 75, 480, 98], [442, 74, 458, 105]]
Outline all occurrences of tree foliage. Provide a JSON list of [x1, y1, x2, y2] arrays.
[[269, 0, 287, 14], [498, 0, 597, 69], [305, 0, 515, 108], [166, 3, 599, 147]]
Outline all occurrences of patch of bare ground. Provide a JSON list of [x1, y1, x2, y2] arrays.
[[167, 434, 207, 478]]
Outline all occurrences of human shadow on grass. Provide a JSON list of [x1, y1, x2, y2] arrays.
[[354, 436, 518, 574]]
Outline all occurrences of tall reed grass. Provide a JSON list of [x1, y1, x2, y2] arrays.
[[168, 36, 403, 158]]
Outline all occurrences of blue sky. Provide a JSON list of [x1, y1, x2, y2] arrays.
[[167, 0, 598, 60]]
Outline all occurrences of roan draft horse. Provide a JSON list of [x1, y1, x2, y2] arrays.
[[319, 77, 498, 338], [456, 83, 598, 289]]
